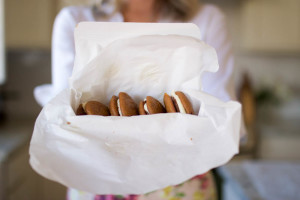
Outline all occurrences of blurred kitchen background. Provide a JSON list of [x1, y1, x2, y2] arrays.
[[0, 0, 299, 199]]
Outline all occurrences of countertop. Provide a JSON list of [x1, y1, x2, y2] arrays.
[[218, 161, 300, 200]]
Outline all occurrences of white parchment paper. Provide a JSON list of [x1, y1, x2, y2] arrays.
[[29, 23, 241, 195]]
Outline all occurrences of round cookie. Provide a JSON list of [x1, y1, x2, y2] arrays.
[[139, 101, 147, 115], [146, 96, 166, 114], [76, 104, 86, 115], [85, 101, 110, 116], [175, 91, 194, 115], [163, 93, 177, 113], [119, 92, 138, 116], [109, 95, 120, 116]]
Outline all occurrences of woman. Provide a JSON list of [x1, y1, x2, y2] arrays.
[[51, 0, 235, 102], [38, 0, 236, 199]]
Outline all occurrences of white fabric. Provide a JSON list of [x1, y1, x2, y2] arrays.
[[34, 4, 236, 106]]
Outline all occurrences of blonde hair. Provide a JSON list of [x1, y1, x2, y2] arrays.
[[113, 0, 201, 22], [160, 0, 201, 21]]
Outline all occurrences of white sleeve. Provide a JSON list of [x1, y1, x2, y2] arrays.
[[198, 8, 236, 102], [51, 7, 77, 95], [197, 7, 246, 138]]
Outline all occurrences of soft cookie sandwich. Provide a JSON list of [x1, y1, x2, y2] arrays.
[[139, 96, 166, 115], [76, 101, 110, 116], [164, 91, 194, 114], [76, 104, 86, 115], [109, 92, 138, 116]]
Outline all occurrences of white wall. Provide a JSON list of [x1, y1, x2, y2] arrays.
[[5, 0, 56, 49], [220, 1, 300, 160], [204, 1, 299, 98]]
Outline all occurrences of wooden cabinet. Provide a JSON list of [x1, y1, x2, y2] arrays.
[[241, 0, 300, 53]]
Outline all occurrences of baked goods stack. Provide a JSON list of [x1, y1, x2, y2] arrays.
[[76, 91, 194, 116]]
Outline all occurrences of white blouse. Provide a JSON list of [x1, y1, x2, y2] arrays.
[[34, 4, 236, 106]]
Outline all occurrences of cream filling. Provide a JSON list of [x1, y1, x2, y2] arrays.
[[82, 102, 87, 112], [171, 91, 186, 114], [143, 99, 149, 114], [117, 99, 123, 116]]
